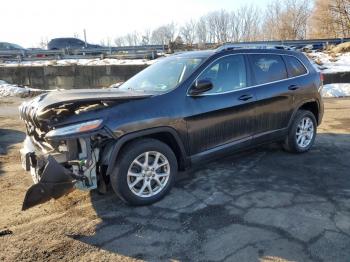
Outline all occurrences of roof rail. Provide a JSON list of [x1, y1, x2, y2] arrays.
[[215, 43, 293, 52]]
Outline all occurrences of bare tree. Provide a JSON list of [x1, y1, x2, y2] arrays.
[[196, 16, 208, 44], [38, 37, 48, 49], [237, 5, 261, 41], [180, 19, 197, 45], [207, 10, 230, 43], [228, 11, 242, 42], [329, 0, 350, 37], [151, 23, 177, 44], [263, 0, 311, 40], [125, 31, 140, 46], [141, 29, 151, 45], [205, 12, 216, 43], [114, 36, 125, 47]]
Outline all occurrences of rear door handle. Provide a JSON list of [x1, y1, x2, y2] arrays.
[[239, 94, 253, 101], [288, 85, 299, 91]]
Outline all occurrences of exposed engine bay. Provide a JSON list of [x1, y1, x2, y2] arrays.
[[19, 89, 152, 210]]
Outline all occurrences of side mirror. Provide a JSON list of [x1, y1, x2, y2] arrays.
[[189, 79, 213, 96]]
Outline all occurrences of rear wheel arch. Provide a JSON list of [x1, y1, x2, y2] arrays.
[[289, 100, 320, 127], [106, 127, 188, 175], [298, 101, 320, 124]]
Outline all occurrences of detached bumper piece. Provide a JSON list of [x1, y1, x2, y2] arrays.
[[22, 155, 75, 211]]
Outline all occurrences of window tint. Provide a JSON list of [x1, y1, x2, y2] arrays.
[[198, 55, 246, 94], [250, 54, 287, 85], [285, 56, 307, 77]]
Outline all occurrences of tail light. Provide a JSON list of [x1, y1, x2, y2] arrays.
[[318, 72, 324, 93]]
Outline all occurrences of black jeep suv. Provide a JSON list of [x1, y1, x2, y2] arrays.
[[19, 47, 324, 210]]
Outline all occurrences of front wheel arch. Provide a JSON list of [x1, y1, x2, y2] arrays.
[[105, 127, 188, 176]]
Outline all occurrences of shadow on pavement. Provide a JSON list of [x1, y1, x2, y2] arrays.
[[71, 133, 350, 261], [0, 128, 25, 176]]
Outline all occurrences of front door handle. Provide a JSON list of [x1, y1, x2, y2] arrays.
[[288, 85, 300, 91], [239, 94, 253, 101]]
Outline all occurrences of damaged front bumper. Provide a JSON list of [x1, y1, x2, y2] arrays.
[[22, 155, 75, 210], [20, 135, 100, 210]]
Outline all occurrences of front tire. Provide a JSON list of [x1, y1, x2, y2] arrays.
[[110, 138, 177, 205], [283, 110, 317, 153]]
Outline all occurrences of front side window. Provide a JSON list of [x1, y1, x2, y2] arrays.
[[119, 56, 204, 93], [250, 54, 287, 85], [197, 55, 247, 94], [284, 56, 307, 77]]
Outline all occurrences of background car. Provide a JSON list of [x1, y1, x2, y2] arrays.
[[0, 42, 26, 51], [48, 37, 102, 50]]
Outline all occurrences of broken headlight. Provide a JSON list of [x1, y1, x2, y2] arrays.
[[46, 119, 103, 138]]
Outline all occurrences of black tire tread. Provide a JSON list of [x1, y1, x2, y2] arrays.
[[283, 109, 317, 153]]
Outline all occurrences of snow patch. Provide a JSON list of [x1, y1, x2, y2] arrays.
[[322, 83, 350, 98], [0, 58, 156, 67], [308, 52, 350, 74], [0, 80, 44, 98]]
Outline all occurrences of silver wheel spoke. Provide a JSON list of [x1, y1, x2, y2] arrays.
[[138, 181, 147, 195], [296, 116, 314, 148], [154, 177, 162, 186], [130, 177, 143, 188], [128, 171, 141, 177], [153, 152, 160, 167], [155, 161, 168, 170], [127, 151, 171, 198], [144, 152, 149, 166], [297, 136, 302, 143], [156, 172, 169, 177], [147, 183, 153, 195], [134, 159, 144, 168]]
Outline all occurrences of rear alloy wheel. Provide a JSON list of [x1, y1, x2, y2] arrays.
[[283, 110, 317, 153], [111, 139, 177, 205], [295, 117, 315, 149]]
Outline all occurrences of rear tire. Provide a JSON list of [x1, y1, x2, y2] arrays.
[[110, 138, 177, 205], [283, 110, 317, 153]]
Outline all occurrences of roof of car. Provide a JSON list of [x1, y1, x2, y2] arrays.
[[173, 50, 215, 58], [173, 47, 300, 60], [49, 38, 82, 42]]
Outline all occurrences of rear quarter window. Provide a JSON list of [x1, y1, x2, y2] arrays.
[[249, 54, 288, 85], [284, 55, 308, 77]]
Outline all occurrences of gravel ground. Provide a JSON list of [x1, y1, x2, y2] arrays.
[[0, 97, 350, 262]]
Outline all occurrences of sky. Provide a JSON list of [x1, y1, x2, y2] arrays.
[[1, 0, 270, 47]]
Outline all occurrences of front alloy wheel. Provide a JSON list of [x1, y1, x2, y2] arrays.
[[111, 138, 177, 205], [127, 151, 170, 198]]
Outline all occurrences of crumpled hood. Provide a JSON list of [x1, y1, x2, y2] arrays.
[[34, 88, 154, 111], [19, 88, 155, 132]]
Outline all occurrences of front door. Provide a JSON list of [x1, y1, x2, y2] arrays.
[[185, 54, 256, 156]]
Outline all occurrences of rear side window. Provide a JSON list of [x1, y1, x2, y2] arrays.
[[249, 54, 287, 85], [284, 56, 307, 77]]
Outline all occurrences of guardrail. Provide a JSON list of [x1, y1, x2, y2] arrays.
[[0, 45, 167, 61]]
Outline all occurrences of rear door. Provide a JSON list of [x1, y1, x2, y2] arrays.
[[185, 54, 257, 156], [283, 55, 310, 105], [247, 53, 294, 140]]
